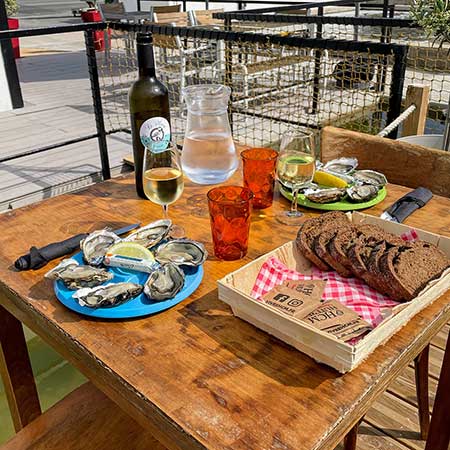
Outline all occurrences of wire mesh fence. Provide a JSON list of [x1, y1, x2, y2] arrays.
[[215, 13, 450, 134], [97, 22, 406, 148]]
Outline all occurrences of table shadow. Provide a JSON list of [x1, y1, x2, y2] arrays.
[[179, 288, 339, 388]]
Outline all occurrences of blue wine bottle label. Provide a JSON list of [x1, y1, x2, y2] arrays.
[[139, 117, 171, 153]]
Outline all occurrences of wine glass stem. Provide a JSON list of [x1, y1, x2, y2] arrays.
[[291, 186, 300, 214], [162, 204, 169, 220]]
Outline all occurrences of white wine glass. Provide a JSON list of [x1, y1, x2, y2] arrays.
[[276, 130, 316, 226], [142, 143, 185, 236]]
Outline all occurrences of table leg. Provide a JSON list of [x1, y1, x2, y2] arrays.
[[425, 330, 450, 450], [343, 418, 362, 450], [414, 344, 430, 439], [0, 305, 41, 431]]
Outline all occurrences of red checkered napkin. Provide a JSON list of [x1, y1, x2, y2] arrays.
[[251, 229, 419, 328], [251, 257, 398, 327]]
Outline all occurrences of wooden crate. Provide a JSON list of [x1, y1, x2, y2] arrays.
[[218, 212, 450, 373]]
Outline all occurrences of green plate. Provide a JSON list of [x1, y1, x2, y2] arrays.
[[280, 186, 387, 211]]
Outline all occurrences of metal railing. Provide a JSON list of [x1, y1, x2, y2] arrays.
[[0, 22, 114, 180]]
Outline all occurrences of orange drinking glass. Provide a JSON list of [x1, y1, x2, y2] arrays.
[[241, 148, 278, 209], [207, 186, 253, 260]]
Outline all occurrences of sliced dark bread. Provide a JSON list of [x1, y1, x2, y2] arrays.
[[329, 224, 381, 278], [296, 211, 350, 271], [315, 226, 353, 277], [346, 226, 389, 279], [363, 238, 408, 295], [378, 241, 450, 302]]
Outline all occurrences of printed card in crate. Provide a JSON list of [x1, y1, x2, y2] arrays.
[[217, 212, 450, 373]]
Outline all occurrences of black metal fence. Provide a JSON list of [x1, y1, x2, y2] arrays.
[[0, 15, 409, 187]]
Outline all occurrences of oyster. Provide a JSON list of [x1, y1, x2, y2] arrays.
[[304, 188, 346, 204], [144, 262, 185, 301], [154, 239, 207, 267], [324, 157, 358, 175], [73, 282, 142, 308], [80, 230, 120, 266], [353, 170, 387, 187], [45, 258, 113, 290], [124, 219, 171, 248], [347, 184, 380, 203]]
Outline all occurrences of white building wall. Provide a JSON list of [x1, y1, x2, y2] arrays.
[[0, 50, 13, 112]]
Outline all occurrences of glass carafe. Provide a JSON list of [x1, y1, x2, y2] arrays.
[[181, 84, 238, 185]]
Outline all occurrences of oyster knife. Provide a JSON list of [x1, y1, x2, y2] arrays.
[[14, 223, 140, 271]]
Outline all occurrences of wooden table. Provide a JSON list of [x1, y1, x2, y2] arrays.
[[0, 174, 449, 450]]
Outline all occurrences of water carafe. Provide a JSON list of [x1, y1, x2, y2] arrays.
[[181, 84, 238, 184]]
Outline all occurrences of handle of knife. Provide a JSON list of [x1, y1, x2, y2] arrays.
[[14, 233, 89, 270]]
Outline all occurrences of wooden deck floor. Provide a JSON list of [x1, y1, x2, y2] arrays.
[[335, 324, 449, 450], [0, 49, 132, 212]]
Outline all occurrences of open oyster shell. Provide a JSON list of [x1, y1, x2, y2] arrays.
[[144, 262, 185, 301], [80, 230, 120, 266], [304, 187, 346, 204], [324, 157, 358, 175], [74, 282, 142, 308], [154, 239, 207, 267], [45, 258, 113, 290], [124, 219, 172, 248], [347, 184, 380, 203], [353, 170, 387, 187]]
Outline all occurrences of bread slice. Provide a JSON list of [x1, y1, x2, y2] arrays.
[[329, 224, 381, 278], [346, 226, 388, 279], [363, 238, 407, 295], [296, 211, 350, 271], [378, 241, 450, 302], [315, 226, 353, 277]]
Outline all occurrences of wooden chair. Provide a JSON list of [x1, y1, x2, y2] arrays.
[[320, 126, 450, 197], [190, 9, 224, 27], [1, 382, 167, 450], [98, 2, 126, 21], [321, 125, 450, 450]]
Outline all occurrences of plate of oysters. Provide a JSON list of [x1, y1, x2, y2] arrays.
[[45, 220, 206, 319], [280, 157, 387, 211]]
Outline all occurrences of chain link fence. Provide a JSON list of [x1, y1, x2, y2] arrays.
[[97, 22, 407, 149], [214, 13, 449, 134]]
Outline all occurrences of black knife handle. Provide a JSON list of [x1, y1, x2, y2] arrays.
[[14, 233, 88, 270]]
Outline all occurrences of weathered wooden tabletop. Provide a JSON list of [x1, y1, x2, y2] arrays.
[[0, 173, 449, 450]]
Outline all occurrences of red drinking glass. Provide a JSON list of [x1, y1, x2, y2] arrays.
[[207, 186, 253, 261], [241, 148, 278, 209]]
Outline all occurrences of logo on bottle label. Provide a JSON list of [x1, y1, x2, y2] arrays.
[[139, 117, 170, 153]]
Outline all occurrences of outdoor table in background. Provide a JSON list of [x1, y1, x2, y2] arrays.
[[0, 172, 449, 450]]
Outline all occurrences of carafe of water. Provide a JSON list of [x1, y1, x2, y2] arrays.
[[181, 84, 238, 184]]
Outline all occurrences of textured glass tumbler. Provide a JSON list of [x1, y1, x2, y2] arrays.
[[207, 186, 253, 261], [241, 148, 278, 209]]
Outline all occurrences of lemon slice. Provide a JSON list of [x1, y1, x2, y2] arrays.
[[107, 242, 155, 261], [313, 170, 348, 188]]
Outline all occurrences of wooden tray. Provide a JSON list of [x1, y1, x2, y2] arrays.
[[218, 212, 450, 373]]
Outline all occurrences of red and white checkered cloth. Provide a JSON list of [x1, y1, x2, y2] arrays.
[[251, 229, 419, 329]]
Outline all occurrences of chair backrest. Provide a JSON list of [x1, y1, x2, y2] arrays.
[[98, 2, 125, 20], [153, 11, 189, 26], [191, 9, 224, 26], [152, 4, 181, 15], [320, 126, 450, 197], [153, 12, 189, 49]]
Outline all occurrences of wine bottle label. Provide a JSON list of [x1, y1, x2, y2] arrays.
[[140, 117, 171, 153]]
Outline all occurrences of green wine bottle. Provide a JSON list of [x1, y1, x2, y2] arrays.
[[128, 33, 170, 198]]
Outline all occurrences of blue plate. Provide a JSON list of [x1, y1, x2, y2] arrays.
[[54, 252, 204, 319]]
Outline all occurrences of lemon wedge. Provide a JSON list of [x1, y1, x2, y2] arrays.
[[313, 170, 348, 188], [107, 242, 155, 261]]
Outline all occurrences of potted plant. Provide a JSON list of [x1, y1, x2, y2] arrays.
[[6, 0, 20, 58]]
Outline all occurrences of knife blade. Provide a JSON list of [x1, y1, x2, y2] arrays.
[[14, 223, 140, 271]]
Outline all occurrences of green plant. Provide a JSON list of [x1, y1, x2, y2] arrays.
[[411, 0, 450, 48], [5, 0, 19, 16]]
